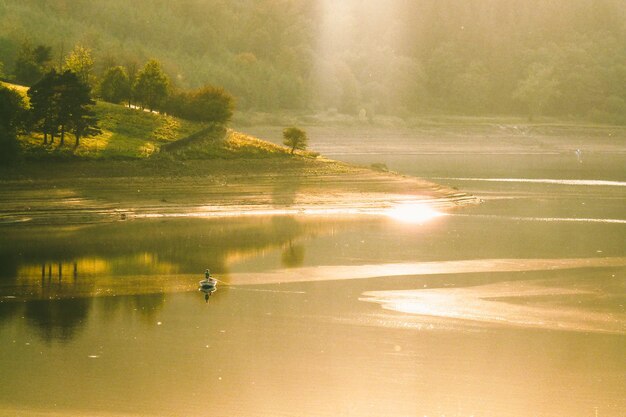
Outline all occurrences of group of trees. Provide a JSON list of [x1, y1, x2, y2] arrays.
[[0, 67, 101, 161], [9, 41, 94, 88], [28, 69, 100, 147], [1, 63, 234, 160], [3, 42, 170, 112], [0, 37, 236, 159], [0, 41, 104, 157], [1, 42, 235, 160], [100, 59, 171, 112], [3, 39, 235, 125], [98, 60, 168, 110], [99, 59, 234, 124], [1, 0, 624, 122]]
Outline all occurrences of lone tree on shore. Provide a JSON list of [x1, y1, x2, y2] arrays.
[[282, 126, 308, 154]]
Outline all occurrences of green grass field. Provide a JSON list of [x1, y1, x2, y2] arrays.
[[87, 102, 206, 158], [23, 100, 207, 159]]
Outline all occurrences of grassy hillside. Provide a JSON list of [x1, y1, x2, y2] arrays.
[[161, 128, 318, 160], [1, 80, 204, 159], [2, 81, 319, 161], [22, 101, 207, 159]]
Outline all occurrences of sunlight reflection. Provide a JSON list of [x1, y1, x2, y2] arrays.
[[384, 203, 445, 224], [360, 282, 626, 334], [390, 297, 461, 317]]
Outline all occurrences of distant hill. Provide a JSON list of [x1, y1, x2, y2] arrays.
[[0, 0, 624, 123]]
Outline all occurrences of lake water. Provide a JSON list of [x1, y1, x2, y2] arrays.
[[1, 126, 625, 417]]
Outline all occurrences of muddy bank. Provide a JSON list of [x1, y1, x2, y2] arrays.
[[0, 158, 477, 225]]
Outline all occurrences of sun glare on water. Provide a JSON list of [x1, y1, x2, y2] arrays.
[[385, 203, 445, 224]]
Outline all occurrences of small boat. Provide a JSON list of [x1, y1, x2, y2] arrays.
[[199, 278, 217, 289]]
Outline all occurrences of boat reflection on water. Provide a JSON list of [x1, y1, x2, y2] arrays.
[[199, 276, 218, 303], [199, 286, 217, 303]]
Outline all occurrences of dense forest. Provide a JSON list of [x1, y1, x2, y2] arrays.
[[0, 0, 624, 123]]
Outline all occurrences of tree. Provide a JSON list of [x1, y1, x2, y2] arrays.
[[133, 59, 169, 111], [282, 127, 308, 154], [64, 44, 94, 86], [70, 106, 101, 147], [57, 70, 99, 146], [0, 85, 27, 161], [166, 85, 234, 124], [99, 66, 131, 104], [187, 86, 234, 124], [28, 70, 61, 144], [281, 241, 305, 267]]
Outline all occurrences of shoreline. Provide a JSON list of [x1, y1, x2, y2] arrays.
[[0, 158, 478, 226]]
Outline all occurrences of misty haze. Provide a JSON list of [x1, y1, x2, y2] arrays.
[[0, 1, 624, 417]]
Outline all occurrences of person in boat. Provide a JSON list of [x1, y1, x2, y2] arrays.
[[202, 269, 216, 287]]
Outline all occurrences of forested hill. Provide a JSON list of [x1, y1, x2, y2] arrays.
[[0, 0, 625, 123]]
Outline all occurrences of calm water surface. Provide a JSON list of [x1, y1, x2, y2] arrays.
[[1, 129, 625, 417]]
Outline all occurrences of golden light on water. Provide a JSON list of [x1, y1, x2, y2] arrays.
[[361, 281, 626, 334], [384, 203, 445, 224]]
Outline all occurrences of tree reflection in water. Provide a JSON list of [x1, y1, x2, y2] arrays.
[[281, 240, 305, 268], [0, 216, 341, 341], [130, 293, 167, 322], [200, 287, 217, 303], [0, 301, 22, 325], [24, 298, 91, 343]]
